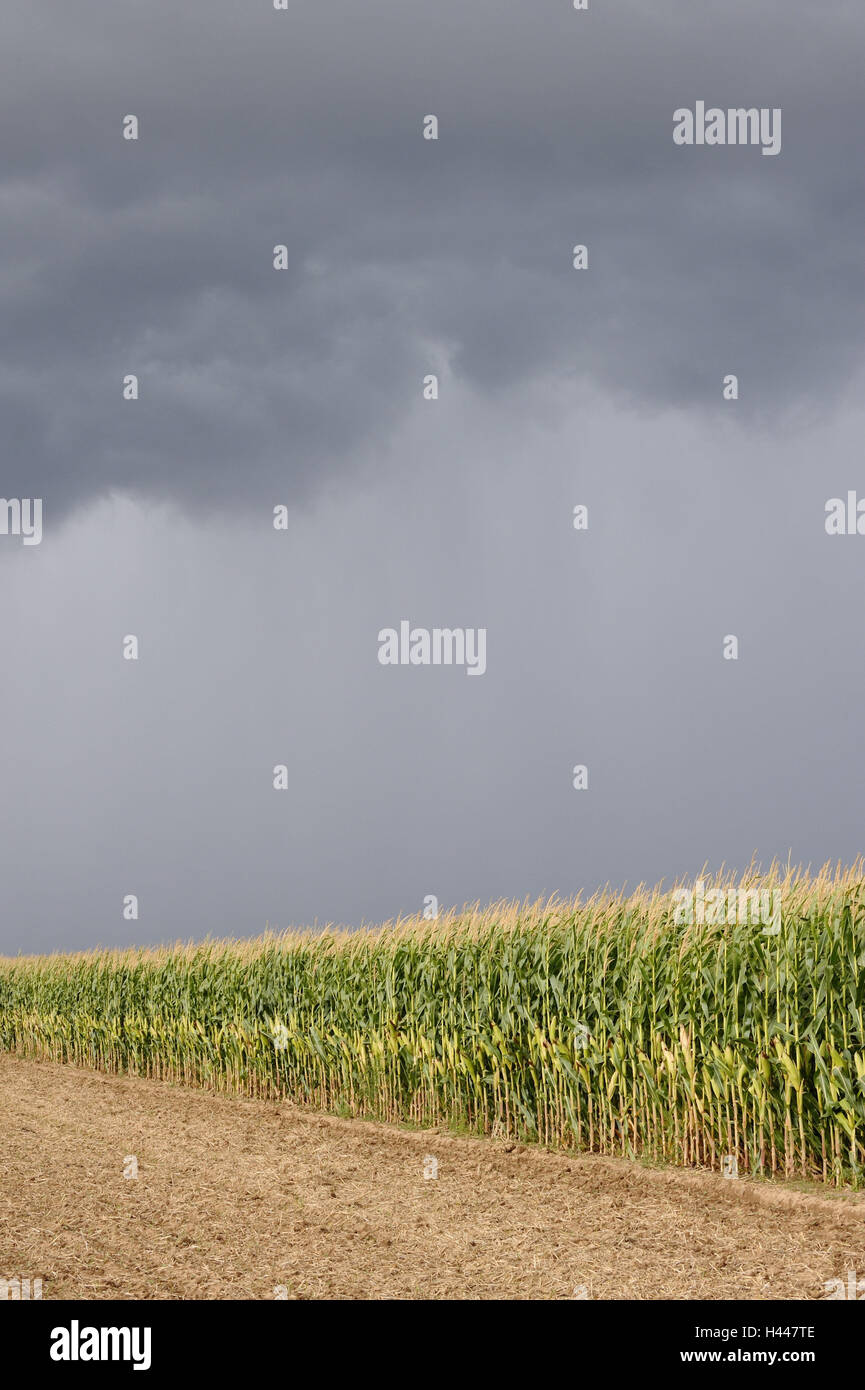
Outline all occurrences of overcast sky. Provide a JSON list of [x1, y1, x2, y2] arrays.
[[1, 0, 863, 953]]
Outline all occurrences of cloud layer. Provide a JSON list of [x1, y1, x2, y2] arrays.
[[1, 0, 862, 519], [1, 2, 863, 952]]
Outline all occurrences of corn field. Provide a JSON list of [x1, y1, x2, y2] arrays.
[[2, 862, 865, 1185]]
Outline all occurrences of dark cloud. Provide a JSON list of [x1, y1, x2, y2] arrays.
[[0, 2, 863, 953], [0, 0, 862, 518]]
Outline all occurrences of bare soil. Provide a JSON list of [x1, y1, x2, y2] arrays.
[[1, 1055, 863, 1300]]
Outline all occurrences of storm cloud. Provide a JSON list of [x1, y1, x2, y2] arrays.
[[1, 1, 863, 953], [0, 0, 862, 519]]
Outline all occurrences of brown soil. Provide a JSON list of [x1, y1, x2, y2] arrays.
[[1, 1054, 863, 1300]]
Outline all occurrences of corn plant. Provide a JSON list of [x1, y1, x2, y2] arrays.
[[1, 861, 864, 1184]]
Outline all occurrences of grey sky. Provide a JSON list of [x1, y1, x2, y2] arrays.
[[1, 1, 863, 952]]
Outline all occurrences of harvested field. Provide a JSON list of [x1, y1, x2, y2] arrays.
[[1, 1055, 863, 1301]]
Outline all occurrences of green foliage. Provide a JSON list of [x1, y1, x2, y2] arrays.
[[2, 866, 864, 1184]]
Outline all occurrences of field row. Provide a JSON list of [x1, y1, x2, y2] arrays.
[[2, 865, 864, 1184]]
